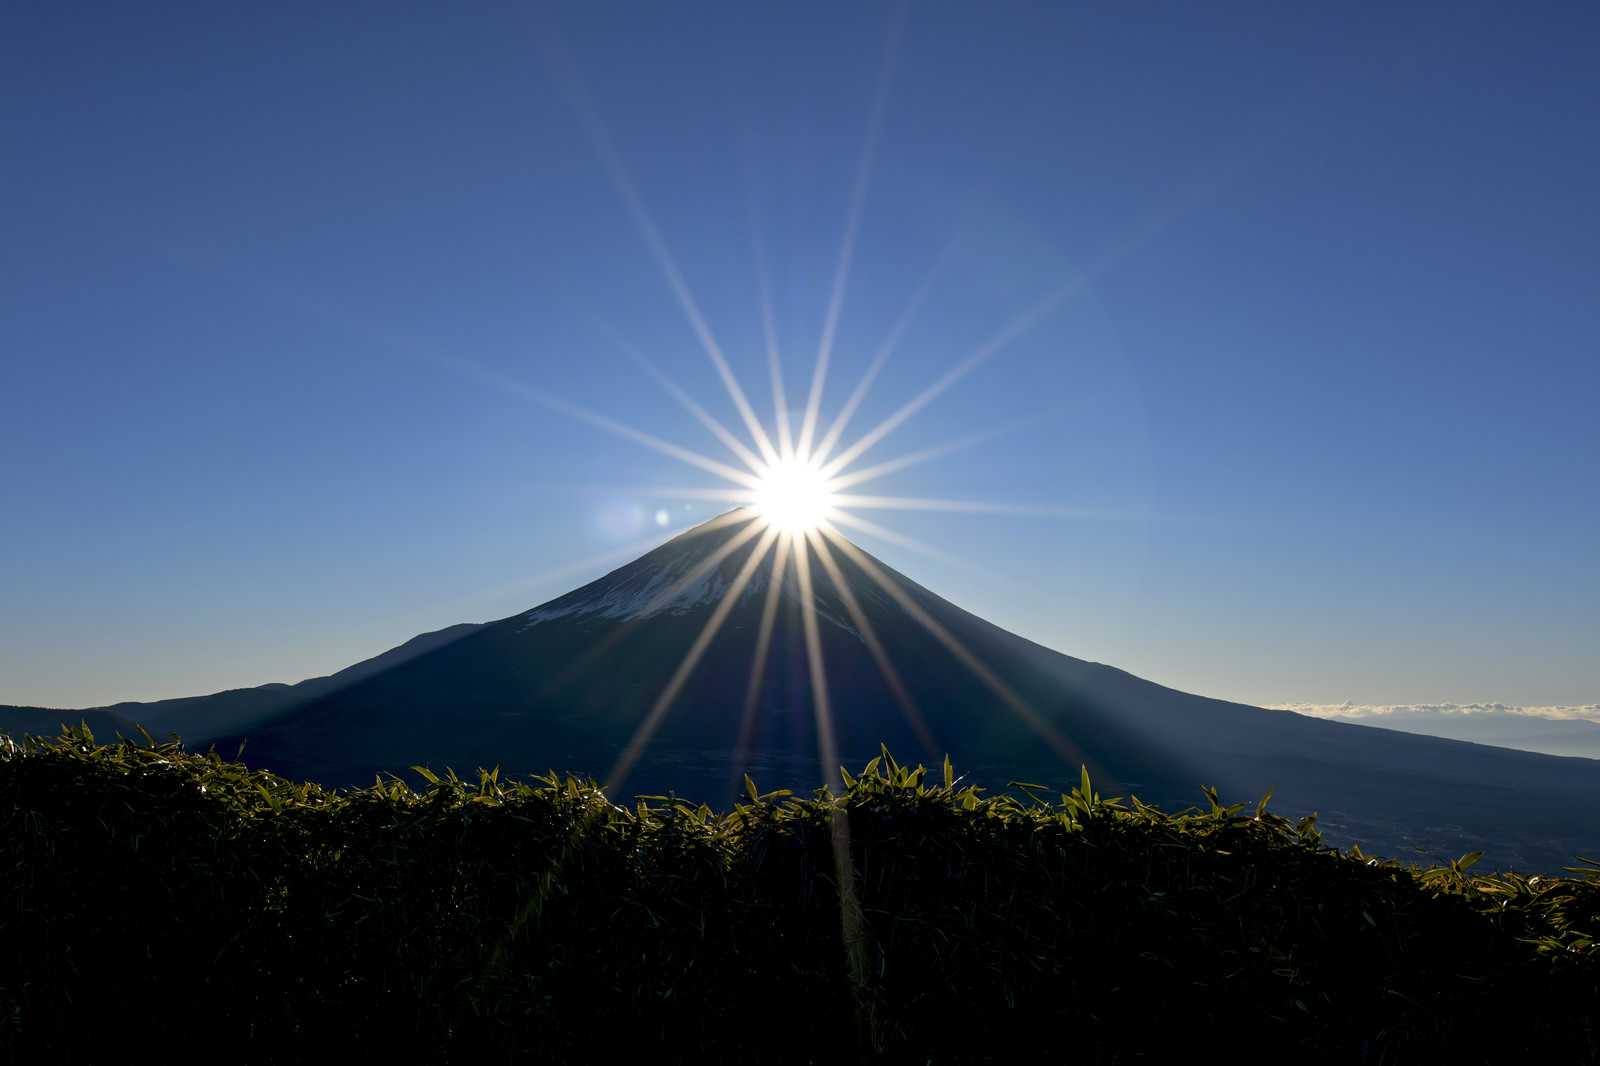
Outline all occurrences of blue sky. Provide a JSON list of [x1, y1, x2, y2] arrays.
[[3, 3, 1596, 714]]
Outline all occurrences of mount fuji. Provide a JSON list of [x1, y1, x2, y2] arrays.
[[7, 509, 1600, 873], [209, 509, 1194, 808]]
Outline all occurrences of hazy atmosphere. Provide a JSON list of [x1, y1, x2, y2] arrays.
[[4, 3, 1596, 718]]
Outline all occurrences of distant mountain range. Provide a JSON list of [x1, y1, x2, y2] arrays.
[[6, 510, 1599, 874]]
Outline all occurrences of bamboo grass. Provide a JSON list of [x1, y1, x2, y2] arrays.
[[3, 727, 1596, 1062]]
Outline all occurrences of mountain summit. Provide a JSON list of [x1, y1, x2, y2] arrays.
[[10, 510, 1600, 871], [518, 509, 899, 632]]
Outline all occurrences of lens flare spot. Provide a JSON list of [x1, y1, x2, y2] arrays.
[[755, 457, 836, 533]]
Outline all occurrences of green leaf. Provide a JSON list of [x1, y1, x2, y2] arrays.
[[255, 783, 283, 813]]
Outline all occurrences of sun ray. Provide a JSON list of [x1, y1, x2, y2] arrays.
[[824, 395, 1131, 492], [744, 165, 796, 463], [817, 526, 1112, 784], [824, 423, 1022, 492], [810, 166, 1004, 470], [796, 7, 904, 462], [804, 527, 939, 759], [445, 361, 767, 491], [790, 532, 843, 794], [828, 495, 1142, 519], [603, 521, 782, 795], [809, 272, 935, 471], [525, 511, 765, 704], [810, 225, 970, 471], [625, 511, 770, 621], [584, 315, 771, 477], [590, 470, 1130, 527], [818, 266, 1098, 480], [821, 508, 993, 578], [491, 793, 609, 972], [547, 50, 781, 469], [725, 523, 793, 797], [763, 301, 795, 463]]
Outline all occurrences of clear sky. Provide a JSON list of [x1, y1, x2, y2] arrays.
[[4, 3, 1597, 715]]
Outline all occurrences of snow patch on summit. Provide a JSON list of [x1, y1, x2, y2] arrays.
[[518, 558, 774, 627], [515, 534, 873, 639], [511, 513, 927, 639]]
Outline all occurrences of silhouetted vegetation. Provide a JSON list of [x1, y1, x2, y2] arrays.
[[4, 726, 1597, 1062]]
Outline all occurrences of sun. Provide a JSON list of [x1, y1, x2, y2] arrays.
[[752, 455, 837, 533]]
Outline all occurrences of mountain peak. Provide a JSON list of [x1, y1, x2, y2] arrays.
[[516, 509, 900, 633]]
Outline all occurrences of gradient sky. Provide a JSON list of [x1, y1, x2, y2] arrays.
[[4, 3, 1597, 715]]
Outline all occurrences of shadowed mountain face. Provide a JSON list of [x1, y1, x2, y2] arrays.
[[11, 511, 1599, 873]]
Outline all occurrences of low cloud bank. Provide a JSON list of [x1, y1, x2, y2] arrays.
[[1269, 702, 1600, 760], [1272, 702, 1600, 723]]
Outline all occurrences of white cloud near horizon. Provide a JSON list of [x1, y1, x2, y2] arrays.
[[1273, 702, 1600, 723]]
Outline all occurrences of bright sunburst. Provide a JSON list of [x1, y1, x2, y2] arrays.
[[510, 6, 1112, 824], [752, 455, 837, 533]]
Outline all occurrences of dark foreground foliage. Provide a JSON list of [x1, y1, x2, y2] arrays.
[[3, 727, 1598, 1063]]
